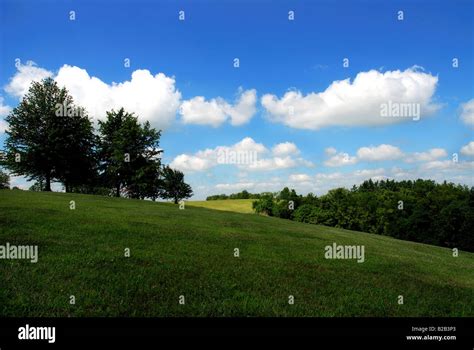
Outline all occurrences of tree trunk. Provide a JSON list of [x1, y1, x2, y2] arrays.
[[115, 184, 120, 197], [174, 197, 178, 204], [44, 174, 52, 192]]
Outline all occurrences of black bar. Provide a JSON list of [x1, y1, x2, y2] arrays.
[[0, 317, 472, 346]]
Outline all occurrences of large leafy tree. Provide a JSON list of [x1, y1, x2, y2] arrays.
[[98, 108, 162, 198], [159, 166, 193, 204], [2, 78, 96, 192]]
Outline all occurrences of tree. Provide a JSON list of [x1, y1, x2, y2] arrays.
[[252, 194, 275, 216], [2, 78, 96, 192], [97, 108, 162, 198], [0, 169, 9, 189], [159, 166, 193, 204]]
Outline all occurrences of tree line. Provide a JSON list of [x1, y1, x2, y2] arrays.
[[249, 180, 474, 252], [206, 190, 263, 200], [0, 78, 192, 204]]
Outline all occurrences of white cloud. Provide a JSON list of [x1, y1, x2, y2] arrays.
[[226, 89, 258, 126], [289, 173, 312, 182], [261, 67, 439, 130], [272, 142, 300, 156], [460, 99, 474, 127], [324, 151, 357, 167], [404, 148, 447, 163], [247, 156, 298, 171], [353, 168, 386, 179], [55, 65, 181, 129], [460, 141, 474, 157], [324, 145, 451, 167], [179, 96, 226, 127], [170, 137, 267, 172], [5, 62, 182, 130], [324, 144, 403, 167], [5, 61, 53, 98], [228, 136, 267, 154], [357, 144, 404, 161], [179, 88, 257, 127], [420, 160, 474, 171], [170, 137, 312, 172], [169, 153, 215, 172]]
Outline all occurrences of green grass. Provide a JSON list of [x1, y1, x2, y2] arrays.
[[0, 189, 473, 317], [187, 199, 254, 213]]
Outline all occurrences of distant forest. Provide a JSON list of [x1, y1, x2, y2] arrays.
[[209, 179, 474, 252]]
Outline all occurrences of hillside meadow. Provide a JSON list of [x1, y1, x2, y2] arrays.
[[0, 189, 472, 317]]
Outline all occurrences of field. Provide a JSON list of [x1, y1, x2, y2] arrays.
[[0, 189, 473, 317], [187, 199, 254, 213]]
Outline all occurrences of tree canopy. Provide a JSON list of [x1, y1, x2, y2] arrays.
[[250, 180, 474, 252], [2, 78, 96, 192]]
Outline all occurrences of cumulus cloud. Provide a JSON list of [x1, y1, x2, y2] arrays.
[[170, 137, 312, 172], [179, 88, 257, 127], [55, 65, 181, 129], [4, 61, 182, 129], [272, 142, 300, 156], [323, 144, 403, 167], [323, 144, 457, 168], [5, 61, 53, 98], [357, 144, 404, 161], [324, 151, 357, 167], [247, 156, 300, 171], [404, 148, 447, 163], [460, 141, 474, 156], [169, 153, 215, 172], [261, 67, 439, 130], [460, 99, 474, 127], [170, 137, 267, 172]]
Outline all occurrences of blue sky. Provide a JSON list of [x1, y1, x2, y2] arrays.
[[0, 0, 473, 198]]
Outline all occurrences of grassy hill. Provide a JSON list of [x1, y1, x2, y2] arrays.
[[0, 189, 472, 317], [187, 199, 254, 213]]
